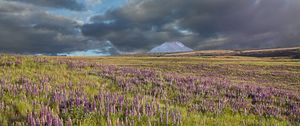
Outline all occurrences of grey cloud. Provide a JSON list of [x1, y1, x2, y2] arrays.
[[82, 0, 300, 52], [0, 1, 104, 54], [8, 0, 85, 11]]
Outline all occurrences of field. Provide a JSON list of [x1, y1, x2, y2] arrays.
[[148, 46, 300, 58], [0, 54, 300, 126]]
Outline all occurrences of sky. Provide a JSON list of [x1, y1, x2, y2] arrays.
[[0, 0, 300, 55]]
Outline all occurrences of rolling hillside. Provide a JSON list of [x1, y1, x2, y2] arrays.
[[146, 47, 300, 58]]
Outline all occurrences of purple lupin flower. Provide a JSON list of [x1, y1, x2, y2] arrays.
[[93, 101, 97, 111], [31, 118, 36, 126], [52, 117, 58, 126], [166, 110, 169, 126], [172, 111, 176, 123], [58, 118, 63, 126], [107, 117, 112, 126], [160, 111, 163, 124], [40, 117, 45, 126], [125, 117, 129, 126], [27, 113, 33, 124], [67, 118, 73, 126], [116, 118, 120, 126], [132, 120, 134, 126], [138, 112, 141, 121], [46, 112, 53, 126], [35, 118, 40, 126]]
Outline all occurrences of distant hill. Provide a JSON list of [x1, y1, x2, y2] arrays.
[[163, 47, 300, 58], [126, 46, 300, 59], [148, 41, 193, 53]]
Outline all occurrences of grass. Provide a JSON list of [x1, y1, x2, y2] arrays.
[[0, 54, 299, 125]]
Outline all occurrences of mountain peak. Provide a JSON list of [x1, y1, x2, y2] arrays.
[[149, 41, 193, 53]]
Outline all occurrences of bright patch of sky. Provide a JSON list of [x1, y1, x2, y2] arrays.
[[57, 49, 111, 56], [44, 0, 126, 56], [179, 29, 194, 36], [173, 26, 194, 36], [57, 40, 120, 56], [47, 0, 127, 24]]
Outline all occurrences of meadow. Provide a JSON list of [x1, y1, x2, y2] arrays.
[[0, 54, 299, 126]]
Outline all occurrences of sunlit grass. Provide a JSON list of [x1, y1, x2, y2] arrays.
[[0, 54, 299, 125]]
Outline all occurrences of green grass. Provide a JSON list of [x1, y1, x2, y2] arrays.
[[0, 54, 299, 125]]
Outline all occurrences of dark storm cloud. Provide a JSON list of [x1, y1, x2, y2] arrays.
[[82, 0, 300, 52], [8, 0, 85, 11], [0, 1, 98, 54]]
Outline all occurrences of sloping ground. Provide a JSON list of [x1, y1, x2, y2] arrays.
[[0, 55, 299, 125], [237, 47, 300, 58], [165, 50, 235, 56], [162, 47, 300, 58], [0, 55, 300, 126]]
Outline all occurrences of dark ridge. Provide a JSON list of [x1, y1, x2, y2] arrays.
[[236, 48, 300, 58]]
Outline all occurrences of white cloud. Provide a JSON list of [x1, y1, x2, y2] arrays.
[[85, 0, 102, 6], [57, 49, 110, 56]]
